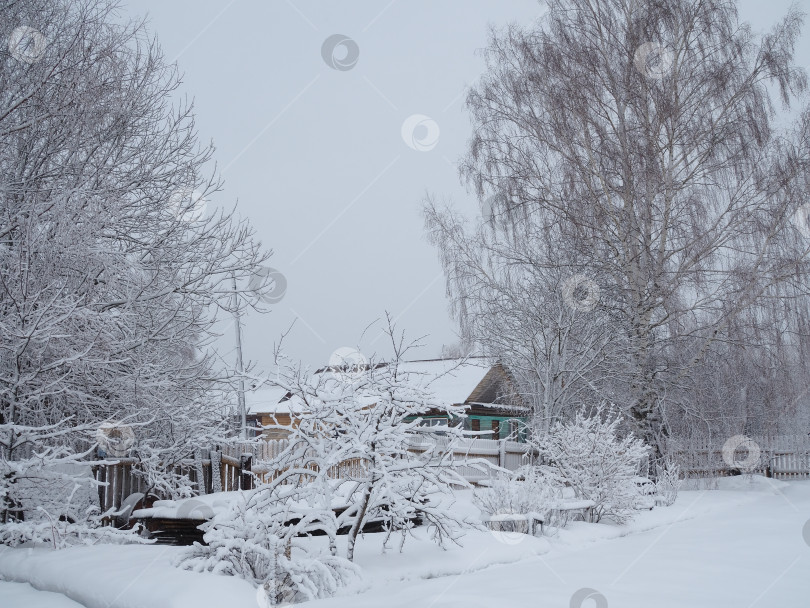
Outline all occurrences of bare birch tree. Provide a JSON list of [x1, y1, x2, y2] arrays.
[[428, 0, 810, 457], [425, 202, 626, 437]]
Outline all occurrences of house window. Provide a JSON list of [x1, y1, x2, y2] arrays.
[[492, 419, 500, 439], [471, 418, 480, 432]]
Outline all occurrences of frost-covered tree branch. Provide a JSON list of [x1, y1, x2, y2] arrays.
[[1, 0, 274, 534]]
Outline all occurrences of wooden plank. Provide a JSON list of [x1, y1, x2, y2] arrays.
[[105, 465, 115, 513], [121, 464, 131, 501], [115, 462, 125, 511], [220, 454, 240, 467], [204, 461, 213, 494], [95, 466, 106, 512], [239, 454, 253, 491]]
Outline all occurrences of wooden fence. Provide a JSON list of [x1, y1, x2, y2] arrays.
[[670, 435, 810, 480], [94, 437, 537, 514], [412, 437, 539, 482], [93, 451, 251, 514], [221, 436, 538, 483], [93, 459, 149, 515], [91, 433, 810, 520]]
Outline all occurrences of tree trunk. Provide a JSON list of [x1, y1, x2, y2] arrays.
[[346, 481, 372, 562]]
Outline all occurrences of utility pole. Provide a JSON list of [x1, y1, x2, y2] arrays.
[[232, 275, 247, 440]]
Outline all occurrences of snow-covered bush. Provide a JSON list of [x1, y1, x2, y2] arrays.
[[2, 453, 89, 522], [654, 459, 682, 507], [268, 361, 472, 560], [179, 492, 360, 604], [181, 324, 475, 601], [473, 467, 562, 519], [0, 516, 148, 549], [267, 320, 474, 562], [179, 371, 364, 604], [0, 427, 148, 547], [537, 406, 649, 523], [333, 356, 473, 559]]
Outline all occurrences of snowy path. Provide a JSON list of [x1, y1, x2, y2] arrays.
[[0, 581, 86, 608], [312, 481, 810, 608]]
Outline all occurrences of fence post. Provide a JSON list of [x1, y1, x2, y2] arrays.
[[93, 465, 106, 512], [210, 450, 222, 493], [499, 439, 506, 469], [195, 449, 207, 495], [239, 454, 253, 491]]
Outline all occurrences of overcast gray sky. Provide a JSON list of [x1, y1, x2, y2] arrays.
[[121, 0, 810, 371]]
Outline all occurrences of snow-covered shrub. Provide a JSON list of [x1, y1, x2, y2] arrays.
[[184, 323, 476, 601], [267, 364, 472, 561], [0, 435, 147, 548], [333, 356, 474, 559], [473, 467, 562, 519], [654, 459, 682, 506], [267, 322, 474, 562], [537, 406, 649, 523], [179, 492, 359, 604], [0, 516, 148, 549]]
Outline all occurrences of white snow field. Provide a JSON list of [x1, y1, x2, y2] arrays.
[[0, 581, 85, 608], [1, 477, 808, 608]]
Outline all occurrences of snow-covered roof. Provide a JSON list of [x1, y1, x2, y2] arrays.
[[468, 401, 530, 413], [247, 357, 495, 415], [246, 385, 291, 415], [393, 358, 492, 406]]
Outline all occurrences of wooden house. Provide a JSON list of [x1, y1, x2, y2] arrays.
[[246, 357, 529, 442], [396, 358, 529, 441], [245, 385, 295, 439]]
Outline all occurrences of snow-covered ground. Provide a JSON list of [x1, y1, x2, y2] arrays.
[[1, 476, 808, 607], [0, 581, 84, 608]]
